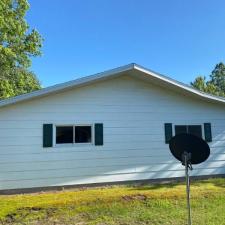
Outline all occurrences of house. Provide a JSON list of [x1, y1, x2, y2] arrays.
[[0, 63, 225, 192]]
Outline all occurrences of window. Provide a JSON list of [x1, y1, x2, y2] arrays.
[[55, 125, 92, 144], [175, 125, 187, 135], [56, 126, 73, 144], [164, 123, 212, 144], [188, 125, 202, 138], [75, 126, 92, 143], [175, 125, 202, 138]]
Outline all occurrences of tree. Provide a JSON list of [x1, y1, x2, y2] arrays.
[[0, 68, 41, 100], [191, 62, 225, 97], [0, 0, 42, 100], [208, 62, 225, 96], [0, 0, 42, 69], [191, 76, 208, 92]]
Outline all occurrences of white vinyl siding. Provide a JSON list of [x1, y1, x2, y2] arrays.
[[0, 75, 224, 190]]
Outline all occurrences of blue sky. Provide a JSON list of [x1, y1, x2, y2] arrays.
[[27, 0, 225, 87]]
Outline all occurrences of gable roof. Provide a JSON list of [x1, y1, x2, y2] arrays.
[[0, 63, 225, 108]]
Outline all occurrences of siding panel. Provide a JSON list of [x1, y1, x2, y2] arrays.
[[0, 75, 225, 190]]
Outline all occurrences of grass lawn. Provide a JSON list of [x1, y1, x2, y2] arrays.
[[0, 178, 224, 225]]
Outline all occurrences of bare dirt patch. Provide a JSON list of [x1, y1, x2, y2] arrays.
[[122, 194, 147, 201]]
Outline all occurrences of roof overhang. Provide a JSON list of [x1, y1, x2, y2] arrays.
[[0, 63, 225, 108]]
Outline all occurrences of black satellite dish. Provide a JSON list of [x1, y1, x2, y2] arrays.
[[169, 133, 210, 225], [169, 133, 210, 164]]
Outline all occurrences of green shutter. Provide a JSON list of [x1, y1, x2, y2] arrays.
[[164, 123, 172, 144], [95, 123, 103, 146], [204, 123, 212, 142], [43, 124, 53, 147]]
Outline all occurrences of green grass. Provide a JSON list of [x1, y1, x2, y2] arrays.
[[0, 178, 224, 224]]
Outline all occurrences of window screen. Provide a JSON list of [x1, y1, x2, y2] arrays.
[[56, 126, 73, 144], [75, 126, 92, 143]]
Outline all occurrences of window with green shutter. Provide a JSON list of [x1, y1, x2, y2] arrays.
[[164, 123, 173, 144], [204, 123, 212, 142], [43, 124, 53, 147], [95, 123, 103, 146], [173, 124, 211, 142], [47, 124, 104, 147]]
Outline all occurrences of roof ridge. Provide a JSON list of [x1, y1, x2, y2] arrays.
[[0, 63, 225, 108]]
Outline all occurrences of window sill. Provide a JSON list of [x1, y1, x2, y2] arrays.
[[54, 143, 93, 148]]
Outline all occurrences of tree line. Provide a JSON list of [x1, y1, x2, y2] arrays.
[[191, 62, 225, 97], [0, 0, 224, 100]]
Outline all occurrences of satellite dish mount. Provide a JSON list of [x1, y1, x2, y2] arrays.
[[182, 151, 192, 225], [169, 133, 210, 225]]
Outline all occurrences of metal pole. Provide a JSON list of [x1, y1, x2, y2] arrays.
[[184, 152, 192, 225]]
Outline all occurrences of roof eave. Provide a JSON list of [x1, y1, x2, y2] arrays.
[[0, 63, 225, 108], [0, 63, 135, 108], [133, 64, 225, 104]]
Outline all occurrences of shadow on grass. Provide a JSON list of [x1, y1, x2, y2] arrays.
[[194, 177, 225, 188], [128, 177, 225, 191], [127, 180, 184, 191]]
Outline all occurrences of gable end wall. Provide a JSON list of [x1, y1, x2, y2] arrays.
[[0, 75, 224, 190]]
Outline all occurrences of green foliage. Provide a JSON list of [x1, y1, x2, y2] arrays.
[[191, 62, 225, 97], [0, 0, 42, 100], [209, 62, 225, 96], [191, 76, 208, 92], [0, 68, 41, 100], [0, 0, 42, 69]]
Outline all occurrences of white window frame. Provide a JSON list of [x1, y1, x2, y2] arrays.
[[54, 124, 94, 147]]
